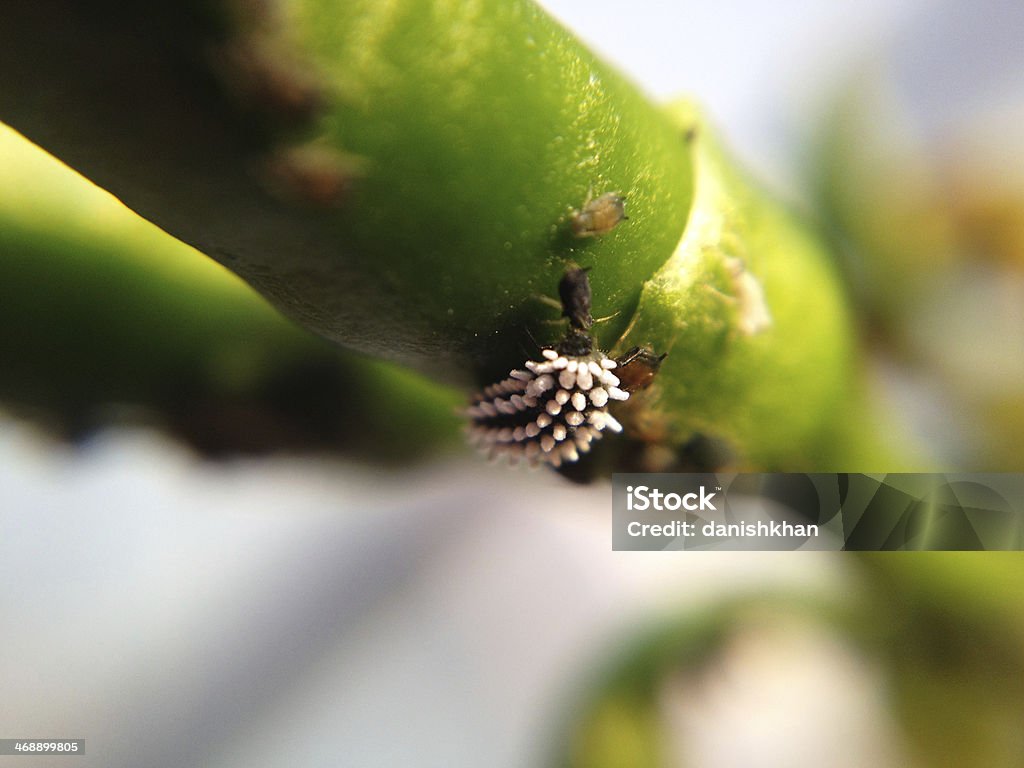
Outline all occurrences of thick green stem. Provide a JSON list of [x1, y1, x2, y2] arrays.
[[0, 0, 902, 469], [0, 0, 691, 376], [0, 124, 462, 459]]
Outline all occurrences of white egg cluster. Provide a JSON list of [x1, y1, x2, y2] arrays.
[[466, 347, 630, 467]]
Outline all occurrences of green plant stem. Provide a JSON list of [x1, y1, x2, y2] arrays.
[[0, 0, 906, 469]]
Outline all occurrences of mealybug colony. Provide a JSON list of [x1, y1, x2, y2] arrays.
[[466, 267, 662, 468]]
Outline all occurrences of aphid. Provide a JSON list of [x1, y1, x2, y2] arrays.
[[614, 346, 667, 393], [570, 191, 628, 237], [558, 266, 594, 329], [466, 268, 654, 468]]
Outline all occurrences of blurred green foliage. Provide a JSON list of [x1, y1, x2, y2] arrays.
[[559, 555, 1024, 768], [816, 77, 1024, 470], [0, 123, 462, 459]]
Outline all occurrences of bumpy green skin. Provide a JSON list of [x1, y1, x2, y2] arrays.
[[282, 0, 693, 371], [0, 0, 691, 379], [0, 0, 897, 469], [615, 104, 866, 469]]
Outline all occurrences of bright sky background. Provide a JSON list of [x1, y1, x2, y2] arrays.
[[539, 0, 927, 189]]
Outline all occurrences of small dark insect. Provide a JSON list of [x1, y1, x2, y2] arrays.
[[558, 266, 593, 330], [466, 268, 659, 468], [615, 346, 667, 393], [570, 191, 628, 237]]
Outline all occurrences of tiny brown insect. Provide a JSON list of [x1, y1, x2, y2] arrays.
[[571, 191, 628, 237], [614, 347, 667, 393]]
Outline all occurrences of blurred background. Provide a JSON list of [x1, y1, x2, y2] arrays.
[[3, 1, 1024, 766]]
